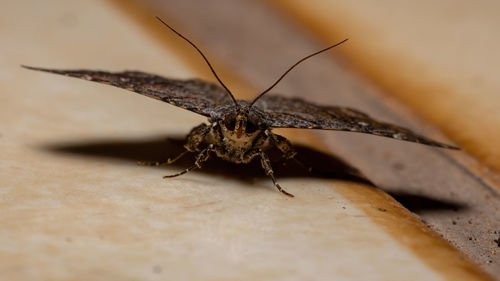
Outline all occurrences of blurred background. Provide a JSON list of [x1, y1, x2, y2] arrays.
[[1, 0, 499, 280]]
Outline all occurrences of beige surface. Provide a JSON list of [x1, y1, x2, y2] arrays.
[[270, 0, 500, 180], [0, 0, 492, 280]]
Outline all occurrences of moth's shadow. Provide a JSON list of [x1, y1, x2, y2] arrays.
[[43, 135, 466, 213], [44, 135, 369, 184], [387, 191, 466, 214]]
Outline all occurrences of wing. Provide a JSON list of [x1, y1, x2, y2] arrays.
[[254, 95, 458, 149], [22, 65, 233, 118]]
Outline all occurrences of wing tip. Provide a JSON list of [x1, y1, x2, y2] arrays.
[[21, 65, 51, 73], [419, 138, 460, 150], [436, 143, 461, 150], [21, 64, 35, 70]]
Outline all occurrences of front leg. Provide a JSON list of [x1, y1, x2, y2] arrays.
[[166, 123, 211, 166], [267, 130, 313, 173], [266, 130, 297, 160], [184, 123, 212, 152], [138, 123, 211, 167], [163, 144, 214, 179], [257, 149, 294, 197]]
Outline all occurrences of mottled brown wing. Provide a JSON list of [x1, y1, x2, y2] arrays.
[[254, 95, 458, 149], [22, 66, 233, 118]]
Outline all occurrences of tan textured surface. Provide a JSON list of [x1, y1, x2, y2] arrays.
[[269, 0, 500, 181], [0, 0, 493, 280]]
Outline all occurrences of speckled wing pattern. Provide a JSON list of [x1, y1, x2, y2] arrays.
[[254, 95, 458, 149], [22, 66, 233, 118], [24, 66, 456, 149]]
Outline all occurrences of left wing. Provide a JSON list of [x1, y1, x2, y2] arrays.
[[254, 95, 458, 149]]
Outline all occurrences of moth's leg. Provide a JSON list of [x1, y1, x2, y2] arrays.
[[267, 131, 312, 173], [184, 123, 212, 152], [163, 144, 214, 179], [137, 151, 189, 167], [137, 123, 211, 166], [266, 131, 297, 160], [258, 149, 294, 197]]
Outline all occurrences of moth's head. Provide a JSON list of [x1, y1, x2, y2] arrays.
[[222, 111, 260, 139]]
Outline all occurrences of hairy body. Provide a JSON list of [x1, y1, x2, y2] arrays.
[[169, 103, 297, 197]]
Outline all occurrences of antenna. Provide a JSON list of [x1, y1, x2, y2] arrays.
[[249, 38, 349, 107], [156, 17, 238, 106]]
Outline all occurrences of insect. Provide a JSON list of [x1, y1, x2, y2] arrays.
[[23, 17, 458, 197]]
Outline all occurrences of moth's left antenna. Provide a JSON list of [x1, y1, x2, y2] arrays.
[[156, 17, 238, 106]]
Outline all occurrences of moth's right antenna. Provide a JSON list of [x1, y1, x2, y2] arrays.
[[156, 17, 239, 106], [249, 38, 349, 107]]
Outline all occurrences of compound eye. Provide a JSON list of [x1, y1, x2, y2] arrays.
[[245, 121, 258, 133], [224, 116, 236, 131]]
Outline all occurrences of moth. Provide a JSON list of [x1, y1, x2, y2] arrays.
[[23, 17, 458, 197]]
